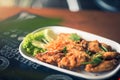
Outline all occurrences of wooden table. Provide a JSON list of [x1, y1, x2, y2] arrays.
[[0, 7, 120, 43]]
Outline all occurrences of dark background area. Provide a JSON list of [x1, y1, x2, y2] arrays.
[[32, 0, 120, 12]]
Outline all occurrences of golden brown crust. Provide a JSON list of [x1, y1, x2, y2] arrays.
[[102, 52, 118, 59], [58, 50, 90, 69], [35, 51, 64, 65], [85, 59, 117, 72], [88, 40, 101, 53]]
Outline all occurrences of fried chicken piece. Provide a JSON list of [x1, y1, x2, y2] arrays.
[[88, 40, 101, 53], [35, 51, 65, 65], [102, 52, 119, 59], [73, 44, 84, 51], [85, 59, 117, 72], [58, 50, 90, 69], [73, 40, 88, 51], [58, 55, 76, 69]]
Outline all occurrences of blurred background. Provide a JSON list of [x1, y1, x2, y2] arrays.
[[0, 0, 120, 12]]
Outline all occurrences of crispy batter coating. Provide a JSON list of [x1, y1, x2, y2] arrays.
[[35, 51, 64, 65], [58, 50, 90, 69], [102, 52, 118, 59], [88, 40, 101, 52], [85, 59, 117, 72]]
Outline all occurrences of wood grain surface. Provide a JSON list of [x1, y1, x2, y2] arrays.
[[0, 7, 120, 43]]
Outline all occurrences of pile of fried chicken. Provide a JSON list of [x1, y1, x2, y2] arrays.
[[35, 33, 120, 72]]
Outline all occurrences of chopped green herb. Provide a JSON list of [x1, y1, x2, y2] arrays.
[[69, 33, 81, 42], [86, 50, 92, 55], [91, 57, 102, 64], [82, 57, 103, 65], [82, 53, 103, 65], [61, 47, 68, 54], [100, 45, 108, 52], [92, 53, 102, 59]]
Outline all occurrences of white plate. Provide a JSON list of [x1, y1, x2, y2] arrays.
[[19, 26, 120, 80]]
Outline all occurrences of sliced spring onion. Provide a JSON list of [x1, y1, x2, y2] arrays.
[[86, 50, 92, 55], [82, 53, 103, 65], [100, 45, 108, 52]]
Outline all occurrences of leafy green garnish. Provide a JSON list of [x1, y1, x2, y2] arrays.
[[69, 33, 81, 42], [100, 45, 108, 52], [41, 38, 49, 44], [33, 47, 46, 56], [61, 47, 68, 54], [22, 30, 48, 55]]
